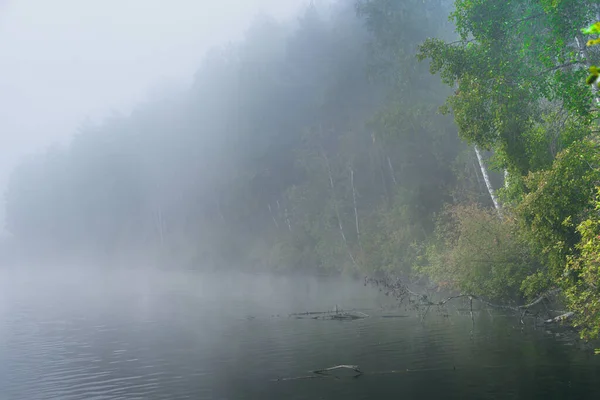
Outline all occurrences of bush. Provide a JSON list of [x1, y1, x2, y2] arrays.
[[563, 187, 600, 340], [418, 203, 540, 303]]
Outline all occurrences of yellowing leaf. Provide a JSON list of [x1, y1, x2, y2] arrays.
[[587, 38, 600, 47], [582, 22, 600, 35]]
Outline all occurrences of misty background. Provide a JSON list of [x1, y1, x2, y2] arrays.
[[1, 1, 600, 398], [0, 0, 485, 272], [0, 0, 312, 233]]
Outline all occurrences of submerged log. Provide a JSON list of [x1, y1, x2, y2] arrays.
[[273, 364, 511, 382], [289, 311, 333, 316], [313, 311, 368, 321], [272, 365, 362, 382], [313, 365, 363, 375], [289, 307, 369, 321]]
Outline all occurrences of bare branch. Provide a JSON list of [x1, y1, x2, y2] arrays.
[[507, 12, 545, 28], [543, 61, 584, 73], [365, 275, 562, 315]]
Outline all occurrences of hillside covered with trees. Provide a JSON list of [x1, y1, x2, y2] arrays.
[[3, 0, 600, 341]]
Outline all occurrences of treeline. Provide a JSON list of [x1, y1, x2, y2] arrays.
[[3, 0, 470, 270], [4, 0, 600, 340]]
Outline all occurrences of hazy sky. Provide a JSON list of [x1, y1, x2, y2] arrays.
[[0, 0, 314, 227]]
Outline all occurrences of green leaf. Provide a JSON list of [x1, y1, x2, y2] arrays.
[[582, 22, 600, 35]]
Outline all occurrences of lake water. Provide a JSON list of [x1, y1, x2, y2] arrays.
[[0, 268, 599, 399]]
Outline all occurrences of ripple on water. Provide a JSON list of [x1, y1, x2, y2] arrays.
[[1, 271, 600, 400]]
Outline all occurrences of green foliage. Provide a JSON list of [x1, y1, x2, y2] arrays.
[[517, 140, 600, 283], [582, 22, 600, 36], [564, 188, 600, 340], [583, 21, 600, 86], [418, 0, 597, 176], [413, 0, 600, 312], [360, 189, 431, 275], [418, 204, 538, 302]]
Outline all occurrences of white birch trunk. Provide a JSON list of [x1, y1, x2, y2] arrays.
[[321, 149, 358, 267], [350, 167, 361, 250], [473, 160, 484, 190], [284, 208, 292, 232], [268, 203, 279, 229], [387, 156, 398, 186], [474, 146, 502, 217]]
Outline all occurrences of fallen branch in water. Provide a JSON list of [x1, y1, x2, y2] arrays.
[[365, 275, 564, 322], [273, 374, 324, 382], [427, 288, 561, 312], [272, 365, 362, 382], [313, 365, 362, 375], [273, 364, 510, 382]]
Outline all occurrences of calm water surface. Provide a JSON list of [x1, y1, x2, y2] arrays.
[[0, 268, 599, 399]]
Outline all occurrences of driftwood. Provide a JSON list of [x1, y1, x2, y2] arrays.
[[288, 311, 332, 316], [273, 364, 510, 382], [289, 307, 369, 321], [313, 365, 362, 375], [315, 313, 365, 321], [273, 365, 362, 382]]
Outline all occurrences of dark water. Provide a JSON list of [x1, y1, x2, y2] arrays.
[[0, 269, 599, 400]]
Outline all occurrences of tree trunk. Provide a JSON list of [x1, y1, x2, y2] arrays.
[[284, 208, 292, 232], [268, 203, 279, 229], [350, 167, 362, 251], [474, 146, 502, 217], [378, 153, 390, 203], [387, 156, 398, 186], [473, 160, 484, 191], [321, 148, 358, 268]]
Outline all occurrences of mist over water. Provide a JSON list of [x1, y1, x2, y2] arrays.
[[1, 268, 599, 400], [2, 0, 600, 398]]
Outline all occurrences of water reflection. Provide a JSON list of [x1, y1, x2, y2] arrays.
[[0, 269, 598, 399]]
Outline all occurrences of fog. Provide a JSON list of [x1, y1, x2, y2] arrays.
[[0, 0, 469, 272], [2, 1, 600, 398], [0, 267, 386, 398], [0, 0, 311, 230]]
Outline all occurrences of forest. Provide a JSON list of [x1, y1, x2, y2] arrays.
[[2, 0, 600, 341]]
